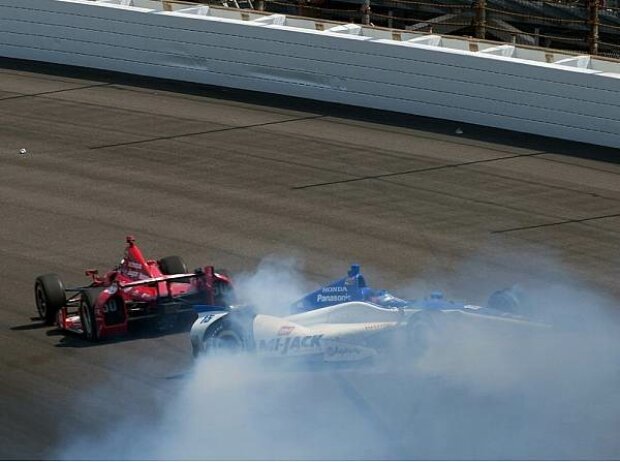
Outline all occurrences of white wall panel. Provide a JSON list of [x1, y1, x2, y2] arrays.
[[0, 0, 619, 148]]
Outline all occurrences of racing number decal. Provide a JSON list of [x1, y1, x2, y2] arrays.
[[200, 314, 215, 324], [103, 298, 120, 313], [102, 298, 126, 325]]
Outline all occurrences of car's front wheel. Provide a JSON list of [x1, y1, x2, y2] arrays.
[[34, 274, 66, 325], [79, 289, 102, 341], [406, 311, 443, 359]]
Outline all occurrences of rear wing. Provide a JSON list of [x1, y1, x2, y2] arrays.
[[120, 267, 235, 307], [119, 273, 197, 288], [64, 272, 202, 293]]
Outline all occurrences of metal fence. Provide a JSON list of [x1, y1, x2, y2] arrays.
[[196, 0, 620, 57]]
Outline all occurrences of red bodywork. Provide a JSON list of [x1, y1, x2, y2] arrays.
[[57, 236, 232, 339]]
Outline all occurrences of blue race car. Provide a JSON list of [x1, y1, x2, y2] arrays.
[[292, 264, 523, 314], [190, 264, 540, 360]]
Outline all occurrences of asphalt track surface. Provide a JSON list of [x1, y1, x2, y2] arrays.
[[1, 58, 620, 460]]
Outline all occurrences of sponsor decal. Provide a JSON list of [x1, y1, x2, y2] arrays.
[[127, 261, 143, 270], [321, 286, 348, 293], [124, 270, 149, 279], [258, 335, 323, 355], [121, 287, 153, 300], [277, 325, 295, 336], [325, 344, 363, 358], [316, 294, 351, 303]]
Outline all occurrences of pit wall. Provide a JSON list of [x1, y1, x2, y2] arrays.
[[1, 0, 619, 148]]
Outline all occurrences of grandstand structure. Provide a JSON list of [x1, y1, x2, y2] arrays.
[[188, 0, 620, 57]]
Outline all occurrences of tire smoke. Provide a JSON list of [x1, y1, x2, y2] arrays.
[[56, 255, 620, 460]]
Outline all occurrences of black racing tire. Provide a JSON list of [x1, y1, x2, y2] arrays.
[[196, 319, 245, 358], [487, 288, 520, 313], [34, 274, 66, 325], [159, 256, 188, 275], [406, 311, 443, 358], [79, 288, 103, 341]]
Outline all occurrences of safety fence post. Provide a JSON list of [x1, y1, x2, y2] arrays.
[[361, 0, 371, 25], [587, 0, 600, 55], [474, 0, 486, 39]]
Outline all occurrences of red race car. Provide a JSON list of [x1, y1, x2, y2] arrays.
[[34, 236, 234, 341]]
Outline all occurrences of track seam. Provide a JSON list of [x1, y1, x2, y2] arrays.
[[491, 212, 620, 234], [88, 115, 325, 149], [292, 151, 547, 189], [0, 83, 111, 101]]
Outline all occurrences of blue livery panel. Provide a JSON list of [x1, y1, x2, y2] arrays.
[[291, 264, 370, 313], [291, 264, 467, 313]]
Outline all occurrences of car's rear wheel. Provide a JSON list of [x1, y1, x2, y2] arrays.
[[80, 289, 102, 341], [406, 311, 442, 358], [34, 274, 66, 325], [195, 319, 244, 358], [487, 288, 519, 312], [159, 256, 188, 275]]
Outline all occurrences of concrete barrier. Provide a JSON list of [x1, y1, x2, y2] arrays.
[[1, 0, 619, 148]]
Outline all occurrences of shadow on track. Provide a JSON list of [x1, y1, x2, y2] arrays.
[[10, 317, 49, 330], [53, 321, 194, 348], [10, 315, 194, 348]]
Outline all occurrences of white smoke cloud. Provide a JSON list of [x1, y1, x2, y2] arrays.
[[56, 254, 620, 460], [232, 255, 309, 316]]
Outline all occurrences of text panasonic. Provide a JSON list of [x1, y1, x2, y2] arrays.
[[317, 294, 351, 303]]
